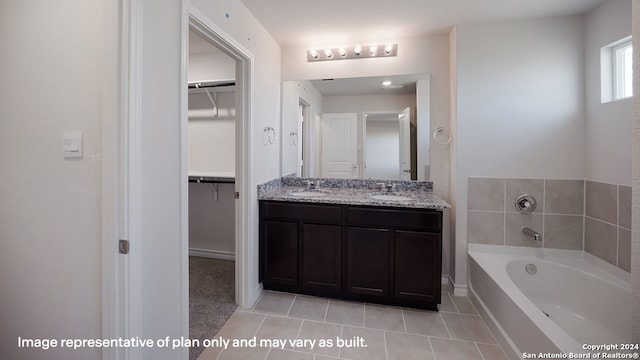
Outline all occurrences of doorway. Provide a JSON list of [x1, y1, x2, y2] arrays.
[[187, 28, 238, 360], [185, 11, 253, 358]]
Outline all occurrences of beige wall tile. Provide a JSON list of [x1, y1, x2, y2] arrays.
[[545, 179, 584, 215], [585, 217, 617, 266], [544, 215, 583, 250], [505, 213, 543, 247], [467, 211, 504, 245], [619, 185, 631, 229], [468, 178, 505, 211], [506, 178, 544, 214], [585, 181, 618, 224], [618, 228, 631, 272]]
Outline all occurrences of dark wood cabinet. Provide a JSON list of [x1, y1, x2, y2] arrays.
[[259, 200, 442, 309], [346, 227, 391, 297], [302, 223, 342, 291]]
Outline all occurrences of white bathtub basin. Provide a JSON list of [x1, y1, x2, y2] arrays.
[[468, 244, 631, 358]]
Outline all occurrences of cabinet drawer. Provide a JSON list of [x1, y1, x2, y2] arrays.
[[347, 207, 441, 230], [261, 201, 343, 223]]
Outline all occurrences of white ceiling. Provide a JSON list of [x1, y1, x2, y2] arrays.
[[239, 0, 603, 48], [310, 74, 427, 96]]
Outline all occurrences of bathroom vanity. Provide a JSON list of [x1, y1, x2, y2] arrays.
[[258, 178, 449, 310]]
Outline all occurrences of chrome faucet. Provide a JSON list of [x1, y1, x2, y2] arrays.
[[522, 227, 541, 242], [377, 183, 396, 192], [304, 180, 315, 190]]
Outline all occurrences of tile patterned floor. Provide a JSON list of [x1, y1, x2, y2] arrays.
[[197, 290, 508, 360]]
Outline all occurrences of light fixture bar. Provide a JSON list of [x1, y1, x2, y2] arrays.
[[307, 44, 397, 62]]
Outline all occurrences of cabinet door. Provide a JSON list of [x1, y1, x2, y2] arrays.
[[263, 220, 298, 286], [346, 227, 391, 297], [394, 230, 441, 303], [302, 223, 342, 291]]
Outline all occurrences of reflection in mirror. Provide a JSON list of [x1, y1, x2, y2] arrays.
[[281, 74, 430, 181]]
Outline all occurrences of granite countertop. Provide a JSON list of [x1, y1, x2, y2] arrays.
[[258, 177, 450, 210]]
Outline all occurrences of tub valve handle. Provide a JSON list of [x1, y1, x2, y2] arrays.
[[515, 194, 537, 214]]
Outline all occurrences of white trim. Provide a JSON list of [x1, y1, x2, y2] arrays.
[[189, 248, 236, 261], [453, 282, 468, 297], [179, 1, 190, 358], [123, 0, 144, 359], [188, 7, 256, 308], [101, 1, 125, 359]]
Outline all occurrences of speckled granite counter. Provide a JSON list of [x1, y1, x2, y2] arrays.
[[258, 177, 450, 210]]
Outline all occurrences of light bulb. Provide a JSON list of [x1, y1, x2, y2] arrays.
[[384, 44, 393, 54], [339, 48, 347, 57], [354, 45, 362, 55], [369, 46, 378, 56], [324, 49, 333, 59], [310, 50, 319, 59]]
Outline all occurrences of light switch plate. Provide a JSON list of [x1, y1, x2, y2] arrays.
[[63, 131, 83, 159]]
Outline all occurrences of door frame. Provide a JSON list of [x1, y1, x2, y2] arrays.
[[187, 7, 254, 309], [102, 3, 254, 359]]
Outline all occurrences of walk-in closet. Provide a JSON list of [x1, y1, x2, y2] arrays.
[[187, 29, 237, 360]]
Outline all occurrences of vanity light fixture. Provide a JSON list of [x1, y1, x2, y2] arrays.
[[324, 48, 333, 59], [307, 43, 397, 62], [384, 44, 394, 55]]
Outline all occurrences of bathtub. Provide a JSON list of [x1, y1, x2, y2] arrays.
[[467, 244, 631, 359]]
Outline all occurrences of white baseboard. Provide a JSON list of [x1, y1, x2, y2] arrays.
[[442, 274, 467, 296], [188, 248, 235, 261], [453, 283, 468, 297]]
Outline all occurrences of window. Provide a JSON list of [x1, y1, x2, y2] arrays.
[[614, 40, 633, 99], [602, 36, 633, 103]]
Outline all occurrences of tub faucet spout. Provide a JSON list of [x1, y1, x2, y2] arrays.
[[522, 226, 541, 242]]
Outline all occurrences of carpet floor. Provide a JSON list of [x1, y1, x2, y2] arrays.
[[189, 256, 237, 360]]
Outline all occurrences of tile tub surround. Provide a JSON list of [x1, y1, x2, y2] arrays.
[[196, 290, 508, 360], [467, 177, 631, 272], [257, 177, 450, 210]]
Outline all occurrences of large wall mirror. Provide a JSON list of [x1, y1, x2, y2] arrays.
[[281, 74, 431, 181]]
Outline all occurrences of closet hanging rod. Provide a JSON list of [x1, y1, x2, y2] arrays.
[[188, 176, 235, 184], [188, 81, 235, 89]]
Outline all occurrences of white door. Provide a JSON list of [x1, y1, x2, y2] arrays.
[[321, 113, 358, 178], [399, 107, 411, 180]]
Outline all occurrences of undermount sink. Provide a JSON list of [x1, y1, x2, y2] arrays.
[[369, 193, 414, 202], [288, 190, 328, 197]]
